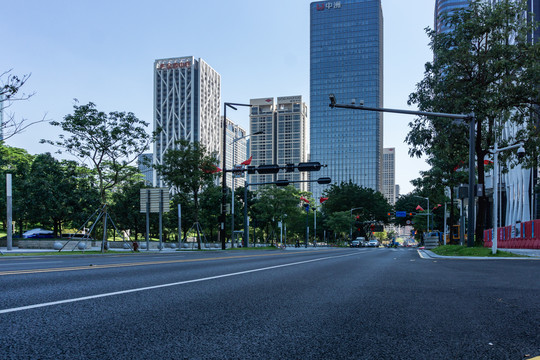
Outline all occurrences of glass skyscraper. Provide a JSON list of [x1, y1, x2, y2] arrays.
[[310, 0, 383, 199], [434, 0, 469, 33]]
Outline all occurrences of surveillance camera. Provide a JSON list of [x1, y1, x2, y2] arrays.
[[329, 94, 336, 107], [517, 146, 525, 159], [359, 100, 364, 106]]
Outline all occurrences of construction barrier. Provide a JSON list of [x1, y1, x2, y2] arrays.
[[484, 220, 540, 249]]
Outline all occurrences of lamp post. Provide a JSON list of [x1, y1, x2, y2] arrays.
[[329, 94, 476, 246], [230, 131, 263, 248], [490, 141, 524, 254], [221, 102, 252, 250], [350, 207, 363, 241]]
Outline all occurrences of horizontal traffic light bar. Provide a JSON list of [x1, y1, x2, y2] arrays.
[[227, 162, 326, 174], [247, 177, 332, 187]]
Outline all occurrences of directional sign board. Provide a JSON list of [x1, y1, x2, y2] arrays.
[[396, 211, 407, 217], [140, 188, 170, 213]]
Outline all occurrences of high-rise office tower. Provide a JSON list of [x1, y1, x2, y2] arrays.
[[383, 148, 396, 205], [249, 96, 309, 191], [434, 0, 469, 33], [137, 153, 153, 186], [153, 56, 221, 186], [310, 0, 384, 199]]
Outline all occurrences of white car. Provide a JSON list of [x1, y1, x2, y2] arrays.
[[367, 239, 379, 247]]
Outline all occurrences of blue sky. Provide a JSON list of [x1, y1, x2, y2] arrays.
[[2, 0, 434, 194]]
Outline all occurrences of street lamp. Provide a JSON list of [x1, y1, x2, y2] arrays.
[[221, 102, 252, 250], [350, 207, 363, 241], [230, 131, 263, 248], [490, 141, 524, 254]]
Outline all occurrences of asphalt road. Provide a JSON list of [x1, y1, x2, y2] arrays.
[[0, 248, 538, 359]]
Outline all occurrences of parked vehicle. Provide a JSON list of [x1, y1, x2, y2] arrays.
[[22, 228, 54, 239], [350, 240, 361, 247]]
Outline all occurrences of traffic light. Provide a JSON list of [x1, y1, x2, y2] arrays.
[[275, 179, 290, 186], [257, 164, 280, 174], [408, 212, 417, 216], [317, 177, 331, 184], [286, 163, 295, 172], [297, 162, 322, 172], [247, 166, 256, 174]]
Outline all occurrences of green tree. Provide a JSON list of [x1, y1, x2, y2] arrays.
[[109, 171, 148, 242], [251, 185, 306, 245], [43, 102, 152, 205], [23, 154, 74, 236], [325, 211, 350, 243], [0, 145, 34, 234], [154, 139, 219, 249], [199, 183, 222, 242], [43, 102, 152, 249], [321, 181, 392, 238], [407, 0, 540, 244]]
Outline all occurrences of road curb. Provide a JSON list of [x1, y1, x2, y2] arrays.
[[417, 249, 540, 260]]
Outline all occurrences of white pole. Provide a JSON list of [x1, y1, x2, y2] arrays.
[[443, 202, 447, 245], [427, 197, 430, 232], [231, 140, 235, 248], [493, 142, 499, 254], [314, 208, 317, 246], [6, 174, 12, 250], [280, 217, 283, 247]]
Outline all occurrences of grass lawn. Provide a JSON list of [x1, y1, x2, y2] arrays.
[[430, 245, 526, 257]]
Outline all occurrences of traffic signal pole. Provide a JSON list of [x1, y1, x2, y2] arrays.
[[329, 95, 476, 246]]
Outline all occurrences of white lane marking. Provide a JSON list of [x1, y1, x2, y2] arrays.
[[0, 252, 357, 315]]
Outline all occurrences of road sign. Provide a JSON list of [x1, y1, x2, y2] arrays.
[[140, 188, 170, 213], [396, 211, 407, 217], [406, 220, 411, 225]]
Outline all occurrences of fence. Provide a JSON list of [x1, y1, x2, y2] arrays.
[[483, 219, 540, 249]]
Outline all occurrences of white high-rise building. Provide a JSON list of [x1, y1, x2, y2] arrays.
[[249, 96, 308, 191], [153, 56, 221, 186], [383, 148, 396, 205]]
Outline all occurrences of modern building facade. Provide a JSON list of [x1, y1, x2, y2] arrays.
[[224, 117, 248, 189], [310, 0, 384, 200], [137, 153, 153, 186], [249, 96, 309, 191], [153, 56, 221, 186], [383, 148, 396, 205], [434, 0, 469, 33]]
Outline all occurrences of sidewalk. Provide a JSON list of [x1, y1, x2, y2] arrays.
[[419, 248, 540, 260]]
